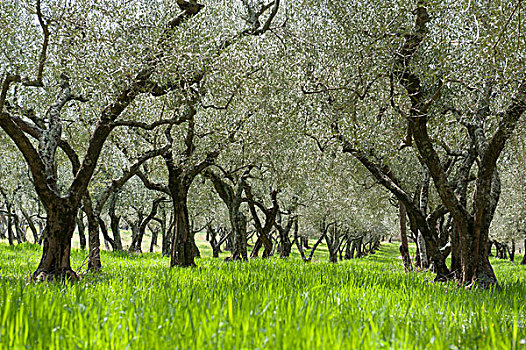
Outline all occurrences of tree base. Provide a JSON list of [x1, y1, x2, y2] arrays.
[[32, 268, 80, 282], [170, 261, 197, 268]]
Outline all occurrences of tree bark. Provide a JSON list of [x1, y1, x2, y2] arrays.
[[33, 200, 78, 281], [83, 196, 101, 272], [246, 188, 278, 259], [0, 214, 6, 240], [76, 211, 86, 250], [204, 169, 249, 261], [399, 201, 412, 272], [5, 203, 14, 245], [170, 188, 195, 267], [108, 195, 123, 251], [276, 215, 296, 259], [21, 209, 38, 243]]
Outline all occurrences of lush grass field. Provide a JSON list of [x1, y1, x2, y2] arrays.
[[0, 243, 525, 349]]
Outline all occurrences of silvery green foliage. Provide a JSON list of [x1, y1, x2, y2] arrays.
[[1, 0, 525, 245]]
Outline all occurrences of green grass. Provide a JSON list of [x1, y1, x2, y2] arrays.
[[0, 243, 525, 349]]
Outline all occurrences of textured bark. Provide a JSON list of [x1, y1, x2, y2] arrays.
[[275, 215, 296, 259], [399, 201, 412, 272], [33, 200, 78, 281], [390, 3, 526, 286], [522, 240, 526, 265], [76, 211, 86, 250], [246, 188, 278, 259], [323, 223, 340, 263], [417, 232, 429, 269], [170, 189, 195, 267], [108, 195, 123, 251], [164, 148, 215, 267], [83, 196, 101, 272], [204, 169, 250, 261]]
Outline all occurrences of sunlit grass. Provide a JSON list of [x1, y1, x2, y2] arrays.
[[0, 243, 525, 349]]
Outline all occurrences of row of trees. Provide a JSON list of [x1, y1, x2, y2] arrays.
[[1, 0, 525, 286]]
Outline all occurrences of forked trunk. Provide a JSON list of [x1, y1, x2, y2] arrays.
[[250, 234, 272, 259]]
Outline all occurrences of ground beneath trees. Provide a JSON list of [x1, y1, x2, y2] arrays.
[[0, 243, 525, 349]]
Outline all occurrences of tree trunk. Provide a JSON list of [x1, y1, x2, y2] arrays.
[[521, 239, 526, 265], [21, 209, 39, 244], [162, 216, 173, 257], [230, 208, 248, 260], [6, 204, 14, 245], [417, 231, 429, 269], [37, 220, 44, 245], [128, 221, 141, 253], [204, 170, 249, 261], [207, 225, 221, 258], [306, 234, 326, 262], [399, 202, 412, 272], [98, 218, 116, 251], [150, 223, 159, 253], [277, 217, 295, 259], [302, 236, 310, 249], [170, 190, 195, 267], [251, 237, 263, 258], [109, 211, 123, 251], [191, 232, 201, 258], [0, 214, 6, 239], [345, 236, 352, 259], [82, 196, 101, 272], [33, 202, 79, 281], [325, 227, 339, 263], [355, 237, 363, 258], [76, 211, 86, 250], [457, 221, 497, 287], [13, 211, 27, 243]]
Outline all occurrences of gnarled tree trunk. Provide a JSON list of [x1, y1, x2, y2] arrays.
[[33, 200, 79, 281]]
